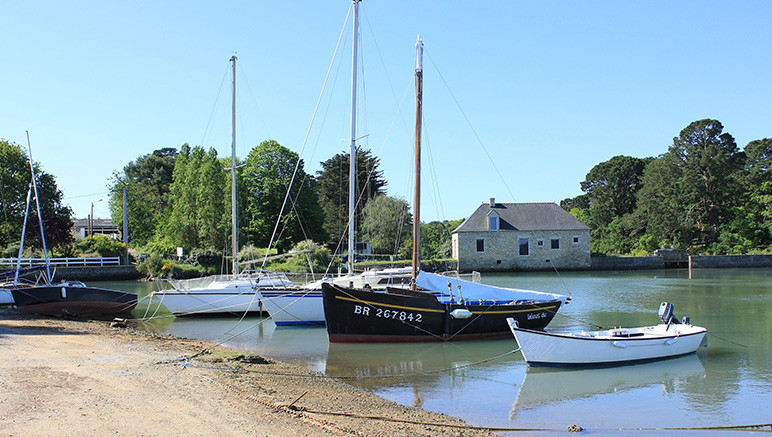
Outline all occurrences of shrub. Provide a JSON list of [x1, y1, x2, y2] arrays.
[[74, 235, 127, 258]]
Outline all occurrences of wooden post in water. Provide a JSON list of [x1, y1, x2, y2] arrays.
[[411, 36, 424, 290]]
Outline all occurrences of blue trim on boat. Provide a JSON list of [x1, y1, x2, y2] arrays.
[[273, 320, 326, 326], [526, 351, 699, 368]]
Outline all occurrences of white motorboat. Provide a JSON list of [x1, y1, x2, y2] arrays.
[[507, 302, 707, 367]]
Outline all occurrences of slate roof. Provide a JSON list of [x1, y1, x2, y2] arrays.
[[453, 202, 590, 233]]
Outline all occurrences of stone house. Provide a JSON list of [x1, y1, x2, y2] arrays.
[[451, 199, 591, 271]]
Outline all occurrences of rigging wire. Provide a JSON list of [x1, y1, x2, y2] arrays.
[[235, 60, 273, 141], [425, 48, 517, 202], [260, 4, 353, 271], [199, 62, 230, 148]]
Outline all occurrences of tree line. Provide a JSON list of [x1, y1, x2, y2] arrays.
[[9, 117, 762, 264], [562, 119, 772, 255], [105, 139, 457, 264]]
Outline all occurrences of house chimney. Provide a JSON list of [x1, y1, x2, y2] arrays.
[[489, 197, 495, 207]]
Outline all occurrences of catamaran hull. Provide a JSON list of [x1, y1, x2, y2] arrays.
[[508, 321, 708, 367], [11, 285, 137, 319], [322, 283, 561, 343]]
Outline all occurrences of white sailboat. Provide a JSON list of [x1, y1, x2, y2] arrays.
[[260, 0, 380, 326], [150, 56, 292, 316]]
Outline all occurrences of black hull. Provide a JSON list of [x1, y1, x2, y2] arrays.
[[321, 283, 561, 343], [11, 285, 137, 319]]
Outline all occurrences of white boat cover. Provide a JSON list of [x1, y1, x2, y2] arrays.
[[415, 271, 568, 303]]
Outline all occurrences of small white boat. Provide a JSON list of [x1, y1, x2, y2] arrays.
[[507, 302, 707, 367]]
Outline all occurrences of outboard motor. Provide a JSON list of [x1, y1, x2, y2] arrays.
[[658, 302, 680, 325]]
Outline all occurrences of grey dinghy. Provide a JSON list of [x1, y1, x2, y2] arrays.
[[507, 302, 707, 367]]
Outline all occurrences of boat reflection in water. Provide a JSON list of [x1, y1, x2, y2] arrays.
[[150, 316, 330, 371], [510, 354, 706, 420], [325, 340, 516, 390]]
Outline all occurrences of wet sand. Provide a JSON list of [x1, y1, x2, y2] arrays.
[[0, 308, 494, 436]]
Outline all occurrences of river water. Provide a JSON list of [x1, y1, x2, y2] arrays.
[[92, 267, 772, 434]]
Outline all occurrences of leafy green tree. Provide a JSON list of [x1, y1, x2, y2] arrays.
[[0, 139, 73, 251], [421, 219, 462, 260], [161, 145, 232, 253], [317, 149, 387, 245], [636, 154, 692, 248], [580, 155, 652, 226], [74, 235, 127, 257], [670, 119, 741, 241], [637, 119, 742, 250], [164, 145, 202, 250], [560, 194, 589, 211], [361, 195, 412, 257], [108, 147, 177, 247], [242, 140, 327, 253], [195, 148, 229, 249], [739, 138, 772, 246]]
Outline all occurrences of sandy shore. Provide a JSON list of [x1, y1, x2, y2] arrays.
[[0, 308, 495, 436]]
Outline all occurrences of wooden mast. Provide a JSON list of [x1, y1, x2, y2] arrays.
[[347, 0, 360, 274], [411, 36, 423, 289]]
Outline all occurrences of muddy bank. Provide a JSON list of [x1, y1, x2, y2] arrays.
[[0, 308, 494, 436]]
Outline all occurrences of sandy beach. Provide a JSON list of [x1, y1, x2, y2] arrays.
[[0, 308, 495, 436]]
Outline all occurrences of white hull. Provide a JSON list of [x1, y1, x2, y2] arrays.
[[151, 273, 292, 315], [0, 289, 13, 305], [260, 289, 324, 325], [508, 319, 707, 367], [154, 288, 264, 315]]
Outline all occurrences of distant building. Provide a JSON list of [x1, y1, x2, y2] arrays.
[[452, 199, 591, 271], [72, 218, 119, 240]]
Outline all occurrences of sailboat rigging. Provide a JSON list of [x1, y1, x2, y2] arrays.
[[10, 133, 138, 319], [150, 56, 293, 316], [320, 37, 569, 342]]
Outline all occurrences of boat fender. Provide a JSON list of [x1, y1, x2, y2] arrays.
[[61, 287, 67, 299], [611, 341, 628, 348], [450, 309, 472, 319], [665, 337, 678, 346]]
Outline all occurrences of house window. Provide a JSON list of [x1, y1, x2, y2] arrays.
[[573, 236, 580, 244], [551, 238, 560, 250], [488, 216, 499, 231], [519, 238, 529, 256], [476, 239, 485, 253], [537, 240, 544, 247]]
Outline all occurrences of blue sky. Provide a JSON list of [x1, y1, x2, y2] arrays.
[[2, 1, 771, 224]]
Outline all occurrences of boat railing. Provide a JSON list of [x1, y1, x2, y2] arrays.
[[0, 257, 122, 267], [438, 270, 482, 284]]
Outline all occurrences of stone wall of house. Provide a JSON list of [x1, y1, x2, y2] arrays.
[[453, 230, 591, 272]]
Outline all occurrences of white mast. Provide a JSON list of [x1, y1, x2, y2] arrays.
[[230, 55, 239, 275], [25, 131, 51, 283], [347, 0, 360, 273], [411, 36, 423, 289]]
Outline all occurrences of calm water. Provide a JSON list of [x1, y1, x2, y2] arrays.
[[92, 268, 772, 434]]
